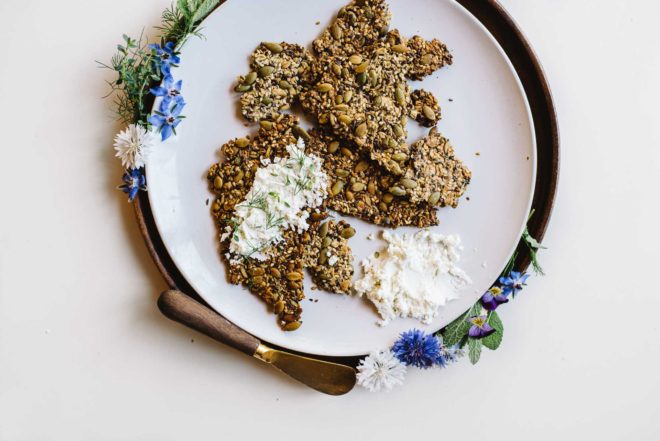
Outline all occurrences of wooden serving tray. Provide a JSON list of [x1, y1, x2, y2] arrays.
[[133, 0, 559, 362]]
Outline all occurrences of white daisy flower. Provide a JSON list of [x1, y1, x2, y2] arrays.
[[356, 349, 407, 392], [113, 124, 157, 169]]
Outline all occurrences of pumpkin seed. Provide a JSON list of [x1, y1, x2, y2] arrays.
[[369, 70, 378, 87], [318, 251, 328, 265], [392, 152, 407, 162], [349, 54, 363, 65], [395, 85, 406, 105], [273, 300, 285, 314], [382, 193, 394, 204], [212, 201, 221, 212], [351, 182, 366, 192], [354, 160, 369, 174], [252, 275, 264, 285], [264, 42, 283, 53], [235, 137, 249, 148], [286, 271, 303, 281], [328, 141, 340, 153], [316, 83, 333, 93], [355, 61, 370, 73], [283, 321, 301, 331], [213, 176, 223, 189], [234, 84, 251, 93], [367, 182, 376, 194], [340, 147, 353, 157], [341, 227, 356, 239], [319, 221, 329, 238], [258, 66, 275, 77], [343, 90, 353, 103], [428, 192, 441, 205], [334, 104, 349, 111], [356, 72, 368, 85], [244, 71, 257, 85], [322, 237, 332, 248], [278, 79, 293, 89], [423, 105, 436, 120], [378, 202, 388, 211], [391, 43, 408, 53], [393, 124, 404, 138], [259, 120, 273, 130], [336, 169, 350, 178], [335, 95, 344, 105], [379, 24, 389, 36], [261, 96, 273, 105], [401, 178, 418, 189], [389, 186, 407, 196], [387, 137, 397, 148], [355, 122, 368, 138], [338, 114, 353, 125], [331, 180, 345, 195], [270, 268, 281, 278], [388, 160, 402, 175], [374, 95, 383, 106], [421, 54, 433, 65], [331, 23, 343, 40], [332, 63, 342, 76], [293, 125, 311, 141], [234, 170, 244, 183]]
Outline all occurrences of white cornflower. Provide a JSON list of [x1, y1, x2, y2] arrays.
[[356, 349, 407, 392], [113, 124, 157, 169]]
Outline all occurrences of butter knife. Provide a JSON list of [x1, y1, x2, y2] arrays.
[[157, 290, 356, 395]]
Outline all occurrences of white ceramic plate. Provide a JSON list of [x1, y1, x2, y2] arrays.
[[146, 0, 536, 357]]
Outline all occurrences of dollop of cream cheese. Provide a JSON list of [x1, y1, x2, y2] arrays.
[[354, 230, 471, 325], [224, 138, 327, 262]]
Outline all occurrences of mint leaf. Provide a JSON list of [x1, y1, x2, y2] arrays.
[[482, 311, 503, 350], [442, 302, 482, 346], [468, 338, 482, 364]]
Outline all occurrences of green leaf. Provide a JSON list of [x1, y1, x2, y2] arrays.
[[191, 0, 221, 23], [442, 302, 482, 347], [482, 311, 504, 350], [523, 228, 547, 249], [468, 338, 482, 364], [177, 0, 193, 19]]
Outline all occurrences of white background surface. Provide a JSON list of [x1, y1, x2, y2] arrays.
[[1, 0, 659, 439]]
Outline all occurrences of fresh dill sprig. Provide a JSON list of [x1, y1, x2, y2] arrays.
[[99, 0, 221, 125]]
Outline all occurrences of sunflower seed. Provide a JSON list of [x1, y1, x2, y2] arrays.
[[349, 54, 363, 65], [286, 271, 303, 281], [213, 176, 223, 189]]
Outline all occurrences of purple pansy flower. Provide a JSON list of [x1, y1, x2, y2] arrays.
[[499, 271, 530, 297], [148, 98, 186, 141], [480, 286, 509, 311], [149, 41, 180, 75], [118, 168, 146, 202], [149, 75, 183, 106], [391, 329, 442, 369], [468, 315, 496, 339]]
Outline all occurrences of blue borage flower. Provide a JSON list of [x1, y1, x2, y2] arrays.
[[149, 41, 180, 76], [435, 335, 464, 368], [391, 329, 442, 369], [118, 168, 147, 202], [480, 286, 509, 311], [150, 75, 183, 105], [148, 97, 186, 141], [468, 315, 496, 339], [499, 271, 530, 297]]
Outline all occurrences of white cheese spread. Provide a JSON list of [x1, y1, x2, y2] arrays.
[[354, 230, 471, 325], [224, 138, 327, 262]]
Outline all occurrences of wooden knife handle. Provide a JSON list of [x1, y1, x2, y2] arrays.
[[157, 290, 260, 357]]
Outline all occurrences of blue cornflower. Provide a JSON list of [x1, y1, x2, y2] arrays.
[[149, 75, 183, 106], [149, 41, 180, 75], [148, 98, 186, 141], [118, 168, 146, 202], [499, 271, 530, 297], [391, 329, 442, 369], [468, 315, 496, 339], [480, 286, 509, 311]]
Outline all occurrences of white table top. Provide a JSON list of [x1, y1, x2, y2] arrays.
[[1, 0, 659, 439]]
